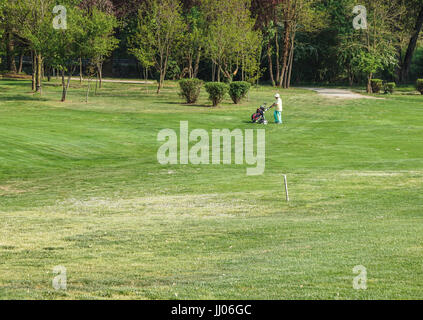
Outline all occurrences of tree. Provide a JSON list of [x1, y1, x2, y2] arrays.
[[399, 0, 423, 82], [202, 0, 262, 83], [84, 8, 118, 88], [0, 0, 4, 50], [79, 0, 117, 87], [178, 6, 205, 79], [11, 0, 58, 92], [276, 0, 326, 88], [45, 5, 86, 101], [128, 8, 156, 83], [251, 0, 286, 86], [340, 0, 406, 93], [0, 0, 21, 74], [131, 0, 186, 94]]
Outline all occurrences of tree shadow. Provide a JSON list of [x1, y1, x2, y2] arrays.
[[0, 94, 49, 102], [165, 101, 213, 108], [0, 79, 32, 87]]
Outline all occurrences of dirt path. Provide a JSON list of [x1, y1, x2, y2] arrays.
[[301, 87, 381, 99]]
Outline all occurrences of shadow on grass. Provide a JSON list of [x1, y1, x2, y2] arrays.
[[0, 94, 49, 102], [165, 101, 213, 108], [0, 79, 32, 87]]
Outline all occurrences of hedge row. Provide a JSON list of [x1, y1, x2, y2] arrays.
[[179, 79, 251, 106], [371, 79, 423, 95]]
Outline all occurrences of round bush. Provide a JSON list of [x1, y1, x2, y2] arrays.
[[179, 78, 203, 104], [384, 82, 396, 94], [229, 81, 251, 104], [416, 79, 423, 95], [205, 82, 229, 107], [371, 79, 383, 93]]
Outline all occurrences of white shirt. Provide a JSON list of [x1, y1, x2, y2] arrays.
[[275, 98, 282, 112]]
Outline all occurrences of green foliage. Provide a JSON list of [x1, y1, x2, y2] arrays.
[[371, 79, 383, 94], [82, 8, 119, 66], [202, 0, 262, 82], [229, 81, 251, 104], [204, 82, 229, 106], [384, 82, 396, 94], [417, 79, 423, 94], [129, 0, 186, 93], [179, 78, 203, 104], [338, 0, 404, 92], [166, 59, 181, 80]]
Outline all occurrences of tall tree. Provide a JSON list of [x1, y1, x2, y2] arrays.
[[178, 6, 205, 79], [399, 0, 423, 82], [81, 6, 118, 88], [45, 5, 87, 101], [11, 0, 58, 92], [340, 0, 406, 93], [202, 0, 262, 82], [251, 0, 283, 86], [78, 0, 115, 84], [0, 0, 18, 73], [277, 0, 326, 88], [131, 0, 186, 93]]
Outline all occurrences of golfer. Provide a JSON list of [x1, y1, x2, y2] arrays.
[[272, 93, 283, 124]]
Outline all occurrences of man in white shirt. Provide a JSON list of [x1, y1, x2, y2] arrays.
[[271, 93, 283, 124]]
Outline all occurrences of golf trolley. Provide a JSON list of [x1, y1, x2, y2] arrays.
[[251, 103, 271, 125]]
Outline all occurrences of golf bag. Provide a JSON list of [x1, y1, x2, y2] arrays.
[[251, 104, 270, 125]]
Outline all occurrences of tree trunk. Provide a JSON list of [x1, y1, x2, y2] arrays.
[[193, 47, 202, 78], [36, 53, 42, 94], [6, 31, 17, 74], [279, 24, 291, 88], [348, 66, 354, 86], [400, 5, 423, 83], [61, 70, 67, 101], [275, 28, 280, 85], [157, 71, 163, 94], [367, 73, 373, 94], [18, 54, 24, 74], [267, 42, 276, 87], [80, 57, 83, 83], [279, 0, 294, 88], [31, 51, 36, 91], [286, 34, 295, 89], [61, 68, 74, 102], [98, 63, 103, 88]]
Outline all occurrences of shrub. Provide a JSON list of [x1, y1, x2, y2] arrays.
[[371, 79, 383, 93], [179, 78, 203, 104], [229, 81, 251, 104], [417, 79, 423, 95], [205, 82, 229, 106], [384, 82, 396, 94]]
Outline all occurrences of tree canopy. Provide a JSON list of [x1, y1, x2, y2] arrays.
[[1, 0, 422, 96]]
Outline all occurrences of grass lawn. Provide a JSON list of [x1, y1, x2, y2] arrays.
[[0, 78, 422, 300]]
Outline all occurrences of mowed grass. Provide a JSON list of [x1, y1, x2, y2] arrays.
[[0, 78, 422, 300]]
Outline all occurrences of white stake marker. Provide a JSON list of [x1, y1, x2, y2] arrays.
[[283, 174, 290, 202]]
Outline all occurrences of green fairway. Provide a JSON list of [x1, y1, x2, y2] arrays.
[[0, 79, 422, 299]]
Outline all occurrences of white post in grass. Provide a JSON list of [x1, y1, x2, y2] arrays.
[[283, 174, 290, 202]]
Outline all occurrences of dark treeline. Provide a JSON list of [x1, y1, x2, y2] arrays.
[[1, 0, 422, 95]]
